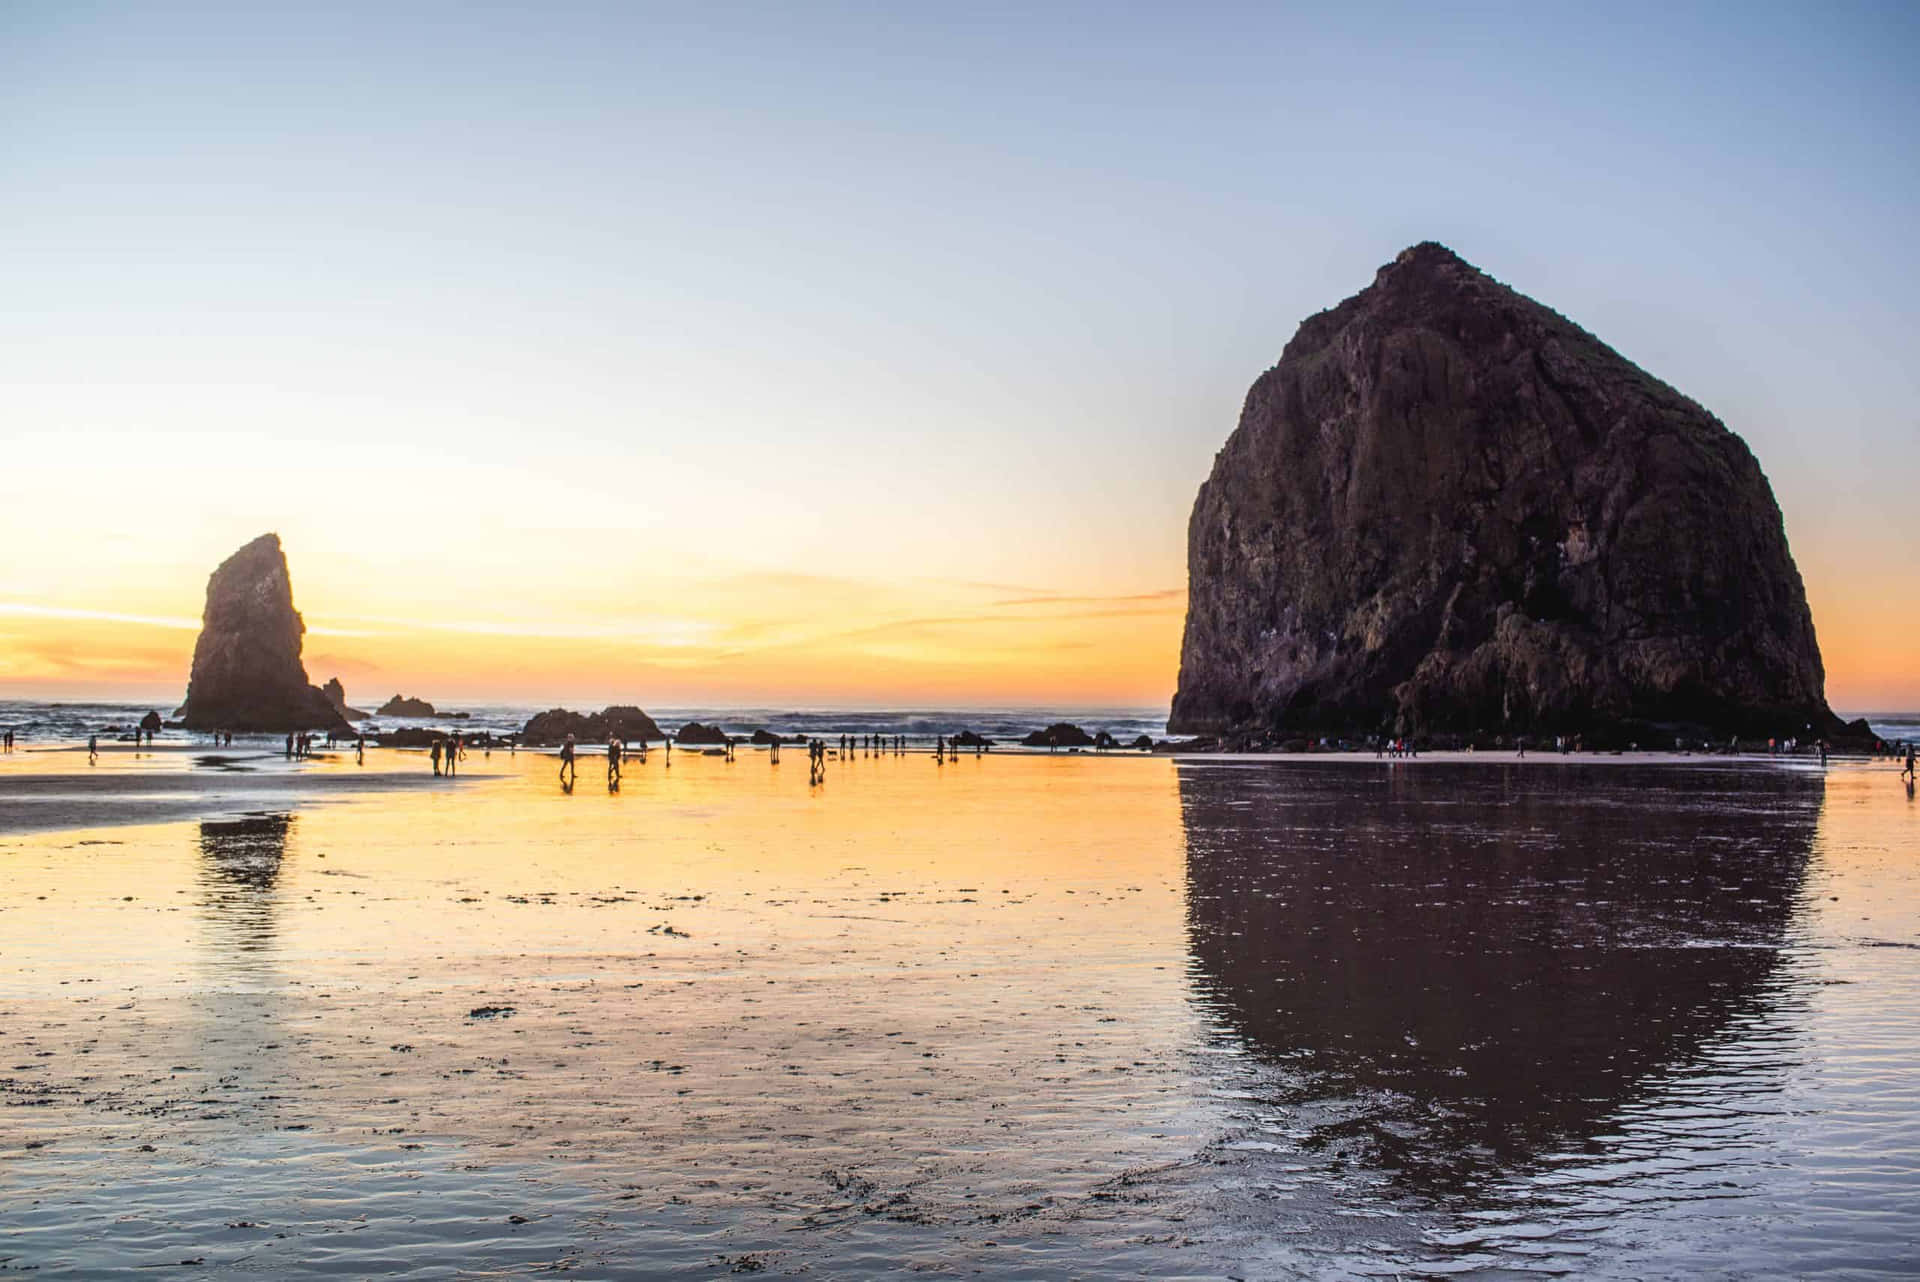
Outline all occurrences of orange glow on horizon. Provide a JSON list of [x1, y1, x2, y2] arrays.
[[0, 580, 1189, 711]]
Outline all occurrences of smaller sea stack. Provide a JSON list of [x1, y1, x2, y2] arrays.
[[179, 534, 349, 733]]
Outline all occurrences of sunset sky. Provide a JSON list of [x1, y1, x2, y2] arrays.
[[3, 3, 1915, 711]]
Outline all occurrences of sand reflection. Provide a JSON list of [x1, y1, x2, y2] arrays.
[[195, 813, 292, 965], [1180, 762, 1821, 1198]]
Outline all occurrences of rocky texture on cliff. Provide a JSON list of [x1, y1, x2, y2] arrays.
[[179, 534, 350, 734], [323, 678, 369, 720], [1170, 244, 1845, 744], [520, 706, 664, 746]]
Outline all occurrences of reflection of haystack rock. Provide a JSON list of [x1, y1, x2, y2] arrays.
[[179, 534, 349, 734], [198, 813, 292, 889], [1180, 764, 1819, 1195], [1172, 244, 1844, 743], [197, 813, 293, 963]]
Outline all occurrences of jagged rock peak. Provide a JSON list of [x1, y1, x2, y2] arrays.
[[1169, 244, 1838, 744], [180, 533, 349, 733]]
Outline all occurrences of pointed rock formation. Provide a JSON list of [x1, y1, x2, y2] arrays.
[[322, 678, 368, 720], [1170, 243, 1843, 744], [179, 534, 350, 733]]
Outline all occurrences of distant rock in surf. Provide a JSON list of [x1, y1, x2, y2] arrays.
[[674, 721, 731, 746], [324, 678, 369, 720], [138, 711, 163, 733], [1171, 242, 1848, 745], [179, 534, 350, 734], [1022, 723, 1094, 749], [520, 706, 664, 745], [378, 694, 438, 717]]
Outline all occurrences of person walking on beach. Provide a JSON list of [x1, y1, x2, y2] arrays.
[[1902, 745, 1915, 782], [445, 734, 460, 777], [560, 734, 577, 787], [430, 738, 443, 776], [607, 735, 622, 789], [87, 733, 98, 764], [356, 734, 365, 765]]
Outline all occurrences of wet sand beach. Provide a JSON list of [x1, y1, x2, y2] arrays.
[[2, 747, 1915, 1277]]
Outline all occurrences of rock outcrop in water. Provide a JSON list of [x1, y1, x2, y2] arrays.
[[520, 706, 664, 745], [377, 694, 438, 717], [323, 678, 368, 720], [1021, 723, 1094, 749], [179, 534, 350, 734], [1171, 243, 1844, 744]]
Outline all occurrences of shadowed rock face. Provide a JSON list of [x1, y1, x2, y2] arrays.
[[179, 534, 348, 733], [1170, 244, 1836, 741]]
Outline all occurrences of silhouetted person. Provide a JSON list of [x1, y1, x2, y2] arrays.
[[560, 733, 577, 786], [285, 733, 294, 757], [356, 734, 365, 765], [430, 739, 443, 776], [608, 735, 622, 788], [1903, 745, 1915, 782], [87, 733, 98, 763], [445, 735, 459, 777]]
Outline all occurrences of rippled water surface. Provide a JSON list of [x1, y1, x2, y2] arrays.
[[1, 747, 1914, 1277]]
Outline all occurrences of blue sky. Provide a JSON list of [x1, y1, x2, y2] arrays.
[[2, 2, 1915, 703]]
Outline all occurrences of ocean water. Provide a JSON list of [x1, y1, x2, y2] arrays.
[[0, 699, 1169, 749], [1, 747, 1916, 1276]]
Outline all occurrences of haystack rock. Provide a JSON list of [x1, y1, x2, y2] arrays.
[[179, 534, 350, 734], [1170, 243, 1844, 744]]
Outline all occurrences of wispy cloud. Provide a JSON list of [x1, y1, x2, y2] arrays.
[[334, 614, 719, 647], [0, 601, 378, 639], [0, 602, 199, 630]]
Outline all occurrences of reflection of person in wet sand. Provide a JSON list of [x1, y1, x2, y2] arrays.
[[560, 734, 577, 787]]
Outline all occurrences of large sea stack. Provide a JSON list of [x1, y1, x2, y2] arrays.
[[1170, 243, 1844, 744], [179, 534, 350, 734]]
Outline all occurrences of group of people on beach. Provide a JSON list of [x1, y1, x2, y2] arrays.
[[430, 734, 466, 777]]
